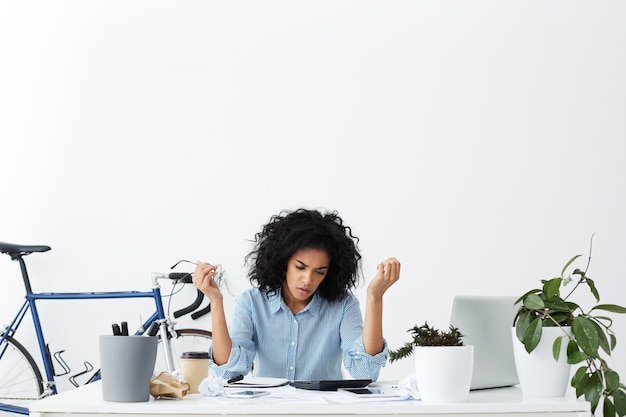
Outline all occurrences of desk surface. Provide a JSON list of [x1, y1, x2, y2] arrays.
[[29, 381, 590, 417]]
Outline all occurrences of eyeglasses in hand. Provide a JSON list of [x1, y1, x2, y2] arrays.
[[170, 259, 225, 287]]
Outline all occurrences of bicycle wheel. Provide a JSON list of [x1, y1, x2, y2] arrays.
[[155, 329, 212, 374], [0, 334, 44, 408]]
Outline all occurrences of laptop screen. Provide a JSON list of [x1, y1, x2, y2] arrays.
[[449, 295, 520, 390]]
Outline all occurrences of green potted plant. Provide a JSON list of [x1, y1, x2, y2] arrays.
[[389, 322, 464, 360], [513, 237, 626, 416], [390, 322, 473, 403]]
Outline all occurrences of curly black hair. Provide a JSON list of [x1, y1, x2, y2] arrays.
[[245, 208, 362, 302]]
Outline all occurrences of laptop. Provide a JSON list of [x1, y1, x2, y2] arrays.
[[449, 295, 519, 390]]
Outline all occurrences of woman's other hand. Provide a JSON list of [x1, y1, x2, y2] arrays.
[[367, 257, 400, 299], [193, 261, 223, 302]]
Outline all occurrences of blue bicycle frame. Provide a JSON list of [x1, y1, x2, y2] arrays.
[[0, 274, 178, 416], [1, 285, 174, 396], [0, 243, 207, 416]]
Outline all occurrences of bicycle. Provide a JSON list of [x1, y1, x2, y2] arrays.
[[0, 241, 214, 416]]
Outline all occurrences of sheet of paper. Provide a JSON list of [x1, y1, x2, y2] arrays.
[[216, 385, 329, 404], [327, 390, 413, 403]]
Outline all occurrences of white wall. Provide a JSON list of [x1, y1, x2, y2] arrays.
[[1, 0, 625, 392]]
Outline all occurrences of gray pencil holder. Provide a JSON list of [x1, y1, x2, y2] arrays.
[[99, 335, 158, 402]]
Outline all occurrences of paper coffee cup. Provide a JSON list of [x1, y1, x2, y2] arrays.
[[179, 351, 210, 393]]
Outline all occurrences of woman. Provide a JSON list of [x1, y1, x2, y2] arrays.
[[193, 208, 400, 381]]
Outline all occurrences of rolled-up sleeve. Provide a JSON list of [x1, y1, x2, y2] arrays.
[[345, 338, 388, 380], [209, 293, 256, 379], [340, 296, 388, 380]]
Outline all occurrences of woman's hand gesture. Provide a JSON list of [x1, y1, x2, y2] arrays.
[[193, 261, 223, 302], [367, 257, 401, 299]]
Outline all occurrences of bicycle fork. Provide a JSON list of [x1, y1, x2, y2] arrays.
[[147, 286, 177, 373]]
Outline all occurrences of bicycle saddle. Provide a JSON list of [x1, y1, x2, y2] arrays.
[[0, 241, 51, 256]]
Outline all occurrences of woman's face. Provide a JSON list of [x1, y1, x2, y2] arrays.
[[282, 247, 330, 313]]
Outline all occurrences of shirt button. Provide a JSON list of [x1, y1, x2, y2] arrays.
[[290, 366, 294, 370], [291, 341, 296, 346]]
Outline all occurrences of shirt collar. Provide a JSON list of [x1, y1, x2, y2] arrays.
[[269, 288, 322, 317]]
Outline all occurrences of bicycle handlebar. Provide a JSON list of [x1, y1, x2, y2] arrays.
[[151, 272, 211, 320], [191, 302, 211, 320], [173, 289, 204, 318], [151, 272, 193, 283], [168, 272, 193, 283]]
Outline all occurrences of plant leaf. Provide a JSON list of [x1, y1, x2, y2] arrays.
[[523, 318, 543, 353], [388, 342, 414, 363], [604, 397, 616, 417], [614, 388, 626, 417], [606, 369, 620, 393], [549, 312, 574, 326], [561, 254, 583, 276], [567, 339, 587, 364], [565, 300, 581, 313], [544, 298, 571, 312], [590, 318, 612, 355], [552, 336, 564, 361], [514, 289, 540, 306], [591, 304, 626, 314], [571, 366, 589, 398], [572, 316, 600, 357], [543, 278, 562, 299], [515, 310, 531, 342], [585, 371, 603, 413], [524, 293, 545, 310], [567, 351, 588, 365], [585, 278, 601, 302]]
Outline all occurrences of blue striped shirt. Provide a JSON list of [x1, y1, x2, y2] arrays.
[[209, 287, 388, 381]]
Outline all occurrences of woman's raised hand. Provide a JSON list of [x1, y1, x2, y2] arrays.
[[193, 261, 223, 302], [367, 257, 401, 299]]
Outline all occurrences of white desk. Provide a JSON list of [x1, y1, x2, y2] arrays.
[[29, 381, 590, 417]]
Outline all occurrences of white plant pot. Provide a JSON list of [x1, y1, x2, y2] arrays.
[[413, 345, 474, 404], [511, 326, 572, 397]]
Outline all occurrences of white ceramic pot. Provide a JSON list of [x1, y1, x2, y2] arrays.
[[413, 345, 474, 404], [511, 326, 572, 397]]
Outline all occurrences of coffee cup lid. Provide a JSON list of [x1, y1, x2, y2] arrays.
[[181, 351, 210, 359]]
